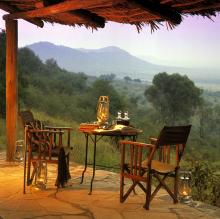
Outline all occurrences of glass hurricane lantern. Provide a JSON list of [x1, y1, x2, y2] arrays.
[[34, 161, 47, 189], [14, 140, 24, 162], [97, 96, 109, 126], [178, 171, 192, 203]]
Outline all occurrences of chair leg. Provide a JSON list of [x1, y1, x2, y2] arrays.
[[154, 173, 178, 203], [30, 162, 37, 184], [23, 152, 27, 194], [174, 169, 179, 204], [120, 173, 124, 203], [123, 181, 140, 202], [120, 174, 140, 203], [27, 150, 32, 185], [144, 172, 152, 210], [150, 174, 168, 202], [125, 166, 137, 195]]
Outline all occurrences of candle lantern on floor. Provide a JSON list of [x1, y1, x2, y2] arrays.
[[14, 140, 24, 162], [178, 171, 192, 203], [97, 96, 109, 125], [35, 161, 47, 189]]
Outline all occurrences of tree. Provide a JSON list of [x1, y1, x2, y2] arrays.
[[198, 101, 214, 138], [99, 74, 116, 81], [124, 76, 132, 82], [145, 72, 202, 125], [133, 78, 141, 83], [191, 161, 220, 207], [18, 48, 45, 76], [198, 102, 220, 145], [78, 79, 125, 121], [45, 58, 59, 70]]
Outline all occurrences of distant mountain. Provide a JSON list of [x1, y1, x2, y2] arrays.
[[27, 42, 220, 83], [26, 42, 163, 80]]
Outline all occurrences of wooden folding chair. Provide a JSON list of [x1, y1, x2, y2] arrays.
[[20, 110, 73, 193], [119, 125, 191, 210]]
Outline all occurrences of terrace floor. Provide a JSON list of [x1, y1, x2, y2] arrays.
[[0, 151, 220, 219]]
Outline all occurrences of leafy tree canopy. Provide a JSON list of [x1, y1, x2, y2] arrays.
[[99, 73, 116, 81], [145, 72, 202, 125]]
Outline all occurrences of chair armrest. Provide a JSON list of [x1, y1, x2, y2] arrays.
[[28, 129, 64, 134], [119, 140, 155, 148], [44, 126, 73, 131], [149, 137, 157, 144]]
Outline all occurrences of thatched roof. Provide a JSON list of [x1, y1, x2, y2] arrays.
[[0, 0, 220, 31]]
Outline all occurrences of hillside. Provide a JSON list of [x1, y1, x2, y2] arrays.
[[27, 42, 220, 86], [27, 42, 160, 80]]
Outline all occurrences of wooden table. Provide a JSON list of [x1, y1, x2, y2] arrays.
[[78, 125, 141, 194]]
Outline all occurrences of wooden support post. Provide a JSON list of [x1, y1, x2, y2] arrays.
[[5, 19, 18, 161]]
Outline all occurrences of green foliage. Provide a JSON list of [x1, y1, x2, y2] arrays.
[[191, 161, 220, 207], [124, 76, 132, 81], [133, 78, 141, 83], [198, 102, 220, 139], [145, 72, 202, 125], [99, 73, 116, 81], [16, 47, 125, 122], [90, 79, 125, 115]]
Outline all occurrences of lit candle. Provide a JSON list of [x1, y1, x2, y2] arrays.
[[182, 190, 188, 196], [179, 171, 192, 203]]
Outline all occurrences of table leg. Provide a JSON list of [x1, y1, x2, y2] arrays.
[[89, 135, 97, 195], [132, 135, 137, 141], [80, 134, 89, 184]]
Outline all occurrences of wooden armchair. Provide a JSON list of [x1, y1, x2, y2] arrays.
[[119, 125, 191, 210], [19, 110, 73, 193]]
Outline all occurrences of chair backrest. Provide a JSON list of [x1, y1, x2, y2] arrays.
[[156, 125, 191, 147], [154, 125, 191, 165], [19, 110, 35, 127]]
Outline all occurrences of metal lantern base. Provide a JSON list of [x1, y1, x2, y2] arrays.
[[179, 196, 192, 204]]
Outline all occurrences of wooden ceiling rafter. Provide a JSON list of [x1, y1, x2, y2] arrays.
[[3, 0, 108, 28], [0, 2, 44, 27], [160, 0, 174, 4], [172, 0, 205, 8], [2, 0, 112, 19], [85, 2, 115, 11]]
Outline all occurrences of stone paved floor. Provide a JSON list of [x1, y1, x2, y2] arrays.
[[0, 151, 220, 219]]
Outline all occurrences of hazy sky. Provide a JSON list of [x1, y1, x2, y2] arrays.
[[0, 10, 220, 69]]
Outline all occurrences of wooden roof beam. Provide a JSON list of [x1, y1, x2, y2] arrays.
[[127, 0, 182, 25], [173, 0, 204, 8], [3, 0, 112, 19], [0, 2, 44, 27], [41, 0, 105, 27]]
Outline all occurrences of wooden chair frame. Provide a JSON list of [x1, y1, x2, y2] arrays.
[[119, 125, 191, 210], [20, 110, 73, 193]]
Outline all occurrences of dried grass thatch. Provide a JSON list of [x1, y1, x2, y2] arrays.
[[0, 0, 220, 31]]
